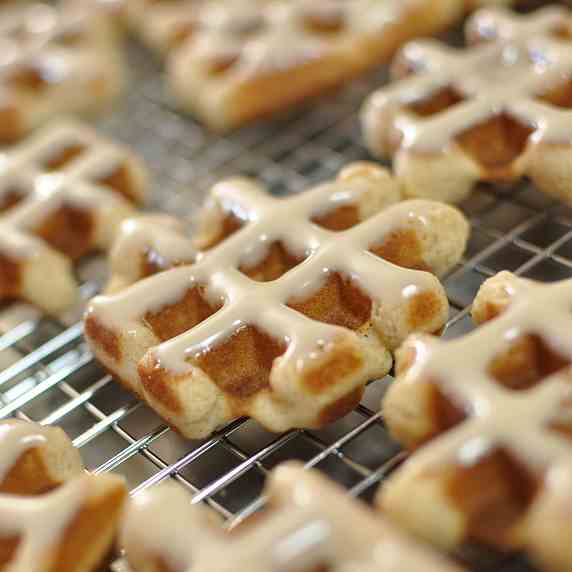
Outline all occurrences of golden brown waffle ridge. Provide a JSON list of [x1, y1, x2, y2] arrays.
[[84, 162, 468, 438]]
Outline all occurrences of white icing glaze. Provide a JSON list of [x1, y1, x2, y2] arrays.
[[0, 121, 138, 260], [230, 0, 400, 74], [92, 175, 443, 375], [113, 215, 197, 267], [0, 477, 88, 572], [121, 465, 463, 572], [402, 275, 572, 475], [142, 0, 409, 65], [137, 0, 422, 125], [363, 6, 572, 154], [0, 420, 49, 482]]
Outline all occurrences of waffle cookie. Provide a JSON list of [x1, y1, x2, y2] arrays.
[[85, 163, 468, 438], [121, 462, 465, 572], [0, 419, 127, 572], [380, 271, 572, 571], [362, 6, 572, 205], [127, 0, 462, 131], [0, 3, 124, 143], [0, 120, 148, 315]]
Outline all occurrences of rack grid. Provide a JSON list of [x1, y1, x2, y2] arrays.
[[1, 9, 570, 570]]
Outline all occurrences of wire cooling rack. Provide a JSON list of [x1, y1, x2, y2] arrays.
[[2, 7, 572, 570]]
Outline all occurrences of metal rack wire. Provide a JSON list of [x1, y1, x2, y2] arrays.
[[2, 13, 572, 571]]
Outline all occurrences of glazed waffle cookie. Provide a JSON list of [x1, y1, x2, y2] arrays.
[[362, 6, 572, 205], [85, 163, 468, 439], [128, 0, 462, 131], [380, 271, 572, 572], [121, 461, 466, 572], [0, 3, 124, 143], [0, 419, 127, 572], [0, 120, 148, 315]]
